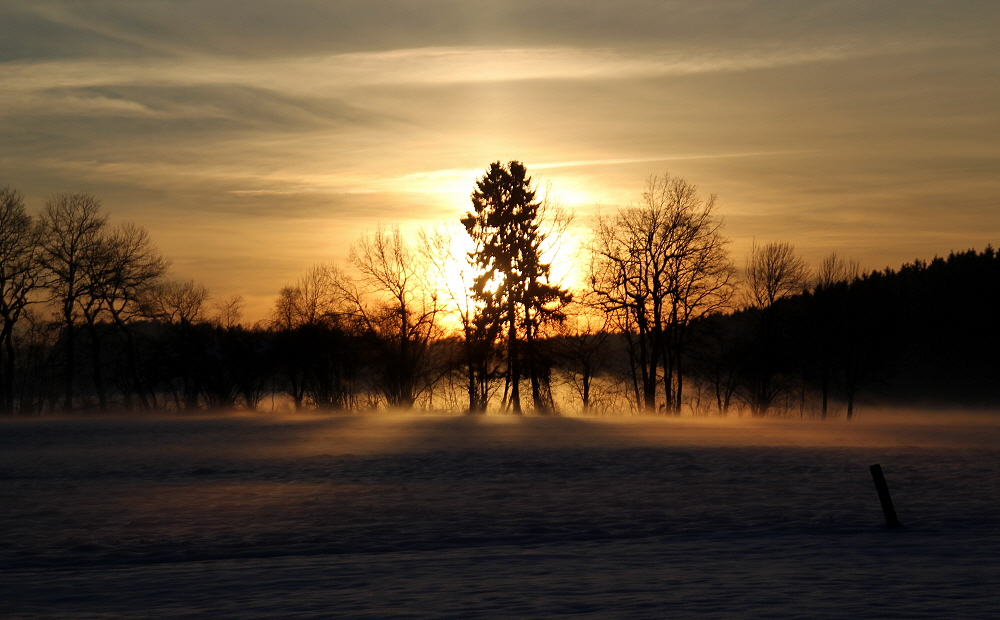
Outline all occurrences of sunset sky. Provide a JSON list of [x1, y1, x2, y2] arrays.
[[2, 1, 998, 319]]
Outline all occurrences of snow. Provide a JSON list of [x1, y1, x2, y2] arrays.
[[2, 412, 999, 618]]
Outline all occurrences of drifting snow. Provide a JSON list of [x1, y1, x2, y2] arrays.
[[2, 412, 999, 618]]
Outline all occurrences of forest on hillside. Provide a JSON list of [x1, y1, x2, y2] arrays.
[[2, 162, 998, 417]]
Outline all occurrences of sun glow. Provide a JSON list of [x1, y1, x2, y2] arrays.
[[421, 215, 587, 337]]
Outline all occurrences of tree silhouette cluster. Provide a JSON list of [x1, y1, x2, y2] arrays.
[[1, 168, 998, 417]]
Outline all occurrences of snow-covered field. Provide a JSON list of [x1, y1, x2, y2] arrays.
[[2, 411, 999, 618]]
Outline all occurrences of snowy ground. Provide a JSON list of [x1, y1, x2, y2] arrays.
[[2, 411, 999, 618]]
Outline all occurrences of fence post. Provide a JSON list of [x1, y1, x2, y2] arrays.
[[869, 463, 900, 528]]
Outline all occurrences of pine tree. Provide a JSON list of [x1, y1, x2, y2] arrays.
[[462, 161, 570, 413]]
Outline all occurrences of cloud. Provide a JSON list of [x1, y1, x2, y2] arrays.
[[2, 1, 998, 321], [1, 39, 965, 102], [4, 1, 997, 62], [8, 83, 385, 130]]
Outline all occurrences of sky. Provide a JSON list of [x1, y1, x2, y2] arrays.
[[2, 1, 998, 319]]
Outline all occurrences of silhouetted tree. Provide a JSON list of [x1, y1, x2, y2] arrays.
[[270, 263, 361, 410], [462, 161, 571, 414], [590, 173, 734, 413], [744, 241, 810, 310], [211, 294, 245, 329], [688, 312, 744, 415], [39, 193, 108, 410], [806, 253, 861, 418], [420, 226, 502, 414], [143, 279, 212, 410], [0, 187, 43, 413], [142, 279, 210, 326], [67, 222, 168, 410], [8, 308, 59, 413], [345, 226, 442, 409], [835, 280, 879, 420], [553, 302, 612, 413], [96, 223, 168, 409], [815, 252, 860, 291], [740, 241, 809, 416]]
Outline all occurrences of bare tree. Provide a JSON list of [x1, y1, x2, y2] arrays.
[[740, 241, 810, 416], [744, 241, 810, 309], [212, 294, 245, 329], [137, 279, 211, 410], [271, 263, 344, 330], [91, 222, 168, 409], [39, 193, 108, 410], [0, 187, 43, 413], [419, 225, 502, 414], [345, 226, 443, 409], [589, 173, 735, 413], [269, 263, 352, 410], [143, 279, 210, 326], [815, 252, 861, 290], [687, 313, 744, 415], [554, 301, 612, 413], [652, 177, 737, 412], [810, 252, 861, 418]]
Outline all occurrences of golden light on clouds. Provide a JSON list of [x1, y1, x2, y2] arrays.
[[2, 2, 998, 319], [2, 42, 951, 97]]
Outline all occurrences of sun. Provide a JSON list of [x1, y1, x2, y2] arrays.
[[419, 218, 588, 337]]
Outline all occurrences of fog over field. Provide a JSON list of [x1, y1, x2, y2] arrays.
[[2, 411, 999, 618]]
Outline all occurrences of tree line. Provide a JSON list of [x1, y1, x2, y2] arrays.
[[2, 164, 997, 416]]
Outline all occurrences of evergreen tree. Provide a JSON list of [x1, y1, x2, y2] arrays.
[[462, 161, 570, 413]]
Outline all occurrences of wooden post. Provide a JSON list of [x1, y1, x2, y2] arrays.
[[870, 463, 900, 528]]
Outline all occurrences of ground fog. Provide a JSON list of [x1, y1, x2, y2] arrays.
[[2, 411, 999, 618]]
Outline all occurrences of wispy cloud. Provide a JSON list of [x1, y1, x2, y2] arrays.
[[1, 38, 960, 106], [532, 151, 820, 170], [314, 41, 950, 85]]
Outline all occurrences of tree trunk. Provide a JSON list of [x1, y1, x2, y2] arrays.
[[63, 312, 75, 411], [526, 319, 550, 415], [821, 374, 829, 420], [638, 331, 657, 413], [675, 354, 684, 415], [1, 324, 13, 414], [507, 298, 521, 414], [86, 320, 107, 411], [467, 353, 478, 414], [123, 327, 150, 410], [623, 330, 643, 412], [661, 347, 673, 414]]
